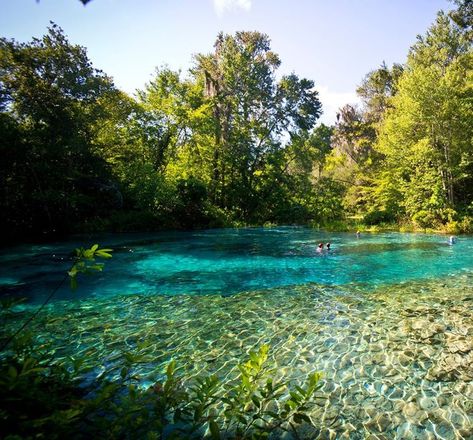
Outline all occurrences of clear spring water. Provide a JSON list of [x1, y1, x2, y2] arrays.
[[0, 227, 471, 302], [1, 227, 472, 438]]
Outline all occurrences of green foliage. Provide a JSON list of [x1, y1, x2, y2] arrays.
[[0, 23, 118, 241], [0, 337, 323, 439], [363, 209, 396, 226], [0, 353, 86, 438], [2, 2, 473, 237], [325, 2, 473, 230], [68, 244, 113, 289], [374, 11, 473, 228], [191, 31, 322, 220], [356, 62, 404, 124]]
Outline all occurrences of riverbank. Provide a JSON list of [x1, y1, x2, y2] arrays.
[[312, 216, 473, 235]]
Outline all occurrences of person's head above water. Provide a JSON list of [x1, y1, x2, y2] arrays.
[[318, 243, 324, 249], [326, 242, 331, 249]]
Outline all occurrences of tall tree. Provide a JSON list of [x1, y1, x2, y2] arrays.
[[0, 23, 117, 237], [375, 11, 473, 226], [449, 0, 473, 40], [194, 31, 322, 219], [356, 62, 404, 125]]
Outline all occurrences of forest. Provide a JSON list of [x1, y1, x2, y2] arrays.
[[1, 1, 472, 243]]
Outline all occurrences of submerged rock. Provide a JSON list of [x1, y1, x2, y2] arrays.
[[445, 333, 473, 354]]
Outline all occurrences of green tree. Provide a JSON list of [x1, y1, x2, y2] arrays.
[[356, 62, 404, 125], [194, 31, 322, 220], [376, 12, 473, 226], [0, 23, 118, 238], [449, 0, 473, 40]]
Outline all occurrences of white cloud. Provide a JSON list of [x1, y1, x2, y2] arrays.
[[317, 85, 361, 125], [213, 0, 252, 16]]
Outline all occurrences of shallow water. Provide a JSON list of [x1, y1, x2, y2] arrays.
[[0, 228, 471, 302], [1, 228, 472, 438]]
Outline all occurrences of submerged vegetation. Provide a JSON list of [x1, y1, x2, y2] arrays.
[[0, 1, 471, 243]]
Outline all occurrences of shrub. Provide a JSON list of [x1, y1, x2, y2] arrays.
[[363, 209, 395, 226], [412, 211, 433, 229], [459, 216, 473, 233], [0, 340, 323, 439]]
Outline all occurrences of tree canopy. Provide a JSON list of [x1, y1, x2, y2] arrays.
[[1, 0, 472, 242]]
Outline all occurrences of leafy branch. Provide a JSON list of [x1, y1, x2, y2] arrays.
[[0, 244, 113, 351], [151, 344, 324, 439], [68, 244, 113, 289]]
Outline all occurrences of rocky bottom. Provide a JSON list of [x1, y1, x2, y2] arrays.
[[2, 275, 473, 439]]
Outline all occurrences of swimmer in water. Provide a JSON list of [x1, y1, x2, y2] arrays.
[[317, 243, 324, 252], [448, 236, 456, 245], [356, 231, 360, 238], [326, 242, 331, 250]]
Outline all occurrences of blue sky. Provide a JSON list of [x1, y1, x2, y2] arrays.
[[1, 0, 451, 124]]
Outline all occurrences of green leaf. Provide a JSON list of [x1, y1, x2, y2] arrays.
[[83, 249, 94, 259], [265, 410, 279, 419], [96, 251, 113, 258], [241, 374, 251, 390], [88, 264, 104, 271], [209, 420, 220, 440], [295, 385, 306, 396], [294, 413, 312, 424], [166, 360, 176, 377]]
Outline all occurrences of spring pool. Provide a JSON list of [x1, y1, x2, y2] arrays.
[[0, 227, 471, 301], [1, 228, 472, 438]]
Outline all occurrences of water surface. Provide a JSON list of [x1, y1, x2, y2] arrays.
[[0, 227, 471, 302], [1, 228, 472, 439]]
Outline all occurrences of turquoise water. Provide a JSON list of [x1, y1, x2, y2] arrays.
[[0, 227, 471, 302], [1, 228, 472, 438]]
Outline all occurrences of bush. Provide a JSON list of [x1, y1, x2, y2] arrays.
[[363, 210, 395, 226], [412, 210, 438, 229], [446, 215, 473, 234], [0, 340, 324, 439], [459, 216, 473, 233]]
